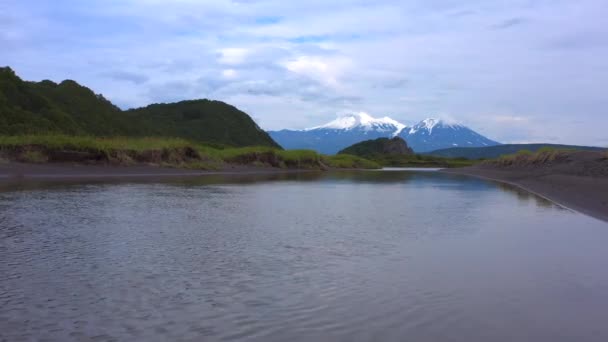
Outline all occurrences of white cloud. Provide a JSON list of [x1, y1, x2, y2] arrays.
[[217, 48, 249, 65], [492, 115, 529, 124], [283, 55, 353, 89], [221, 69, 237, 79]]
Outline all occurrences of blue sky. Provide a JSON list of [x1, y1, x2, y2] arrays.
[[1, 0, 607, 146]]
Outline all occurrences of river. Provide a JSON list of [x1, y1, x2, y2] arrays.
[[1, 170, 607, 341]]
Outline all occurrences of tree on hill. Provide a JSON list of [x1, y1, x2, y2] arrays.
[[0, 66, 280, 148]]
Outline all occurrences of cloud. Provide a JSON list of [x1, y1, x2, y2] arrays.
[[221, 69, 238, 79], [492, 17, 526, 30], [283, 55, 353, 88], [103, 70, 149, 84], [492, 115, 529, 124], [217, 48, 250, 65], [1, 0, 607, 146]]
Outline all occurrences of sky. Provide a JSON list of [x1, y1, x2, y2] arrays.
[[1, 0, 607, 146]]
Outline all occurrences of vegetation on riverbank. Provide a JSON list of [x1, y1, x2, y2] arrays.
[[428, 143, 605, 159], [368, 154, 478, 168], [336, 137, 477, 168], [321, 154, 381, 169], [0, 135, 381, 170], [477, 148, 608, 178], [487, 147, 608, 167]]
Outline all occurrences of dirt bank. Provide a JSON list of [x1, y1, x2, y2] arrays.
[[0, 162, 319, 182], [443, 150, 608, 222]]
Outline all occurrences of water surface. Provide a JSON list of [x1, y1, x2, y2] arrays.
[[1, 170, 608, 342]]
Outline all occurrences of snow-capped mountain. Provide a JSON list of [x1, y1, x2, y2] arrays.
[[308, 112, 407, 136], [268, 113, 500, 154], [403, 118, 500, 153]]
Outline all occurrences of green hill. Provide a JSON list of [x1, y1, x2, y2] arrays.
[[338, 137, 414, 158], [338, 137, 477, 168], [0, 66, 279, 148], [125, 100, 278, 148], [428, 144, 606, 160]]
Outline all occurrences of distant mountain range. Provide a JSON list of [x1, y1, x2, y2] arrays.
[[269, 112, 500, 154], [0, 67, 279, 148], [428, 144, 607, 159]]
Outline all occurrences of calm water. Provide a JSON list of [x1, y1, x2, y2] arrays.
[[1, 170, 608, 342]]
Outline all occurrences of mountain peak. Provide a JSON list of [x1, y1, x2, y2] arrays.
[[269, 113, 500, 154], [409, 118, 463, 134], [307, 112, 407, 136]]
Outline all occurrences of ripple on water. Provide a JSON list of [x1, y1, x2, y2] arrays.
[[2, 174, 608, 342]]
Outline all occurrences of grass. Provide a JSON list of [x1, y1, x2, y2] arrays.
[[0, 135, 381, 170], [322, 154, 381, 169], [490, 148, 576, 167], [20, 150, 48, 163], [0, 135, 193, 152], [352, 153, 478, 168]]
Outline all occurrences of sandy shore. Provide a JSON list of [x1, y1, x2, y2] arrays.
[[444, 167, 608, 223], [0, 162, 317, 181]]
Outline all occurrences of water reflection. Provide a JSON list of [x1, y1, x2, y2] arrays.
[[494, 181, 561, 209], [1, 169, 604, 342]]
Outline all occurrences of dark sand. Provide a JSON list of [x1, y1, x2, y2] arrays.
[[0, 162, 315, 181], [444, 167, 608, 223]]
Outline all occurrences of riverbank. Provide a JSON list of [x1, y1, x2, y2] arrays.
[[0, 162, 327, 182], [0, 135, 381, 175], [443, 150, 608, 222]]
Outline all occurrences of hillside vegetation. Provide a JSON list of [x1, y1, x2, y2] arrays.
[[338, 137, 414, 157], [338, 137, 475, 168], [480, 148, 608, 178], [0, 67, 279, 148], [0, 135, 380, 170], [429, 143, 605, 160]]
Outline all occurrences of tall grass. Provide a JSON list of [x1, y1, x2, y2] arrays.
[[0, 135, 381, 170], [0, 135, 193, 152], [322, 154, 381, 169], [490, 148, 576, 166]]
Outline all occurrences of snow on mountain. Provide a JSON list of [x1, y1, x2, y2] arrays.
[[308, 112, 407, 136], [408, 118, 458, 134], [268, 113, 500, 154], [401, 118, 499, 152]]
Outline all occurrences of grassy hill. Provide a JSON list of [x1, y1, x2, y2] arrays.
[[428, 144, 606, 160], [338, 137, 414, 158], [125, 100, 278, 148], [338, 137, 475, 168], [0, 66, 279, 148]]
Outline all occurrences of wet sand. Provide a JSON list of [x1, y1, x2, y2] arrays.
[[444, 167, 608, 223], [0, 162, 315, 181]]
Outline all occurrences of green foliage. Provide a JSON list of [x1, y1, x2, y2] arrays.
[[339, 137, 393, 157], [0, 135, 381, 170], [20, 150, 48, 163], [490, 148, 578, 166], [0, 135, 193, 152], [338, 137, 413, 158], [0, 67, 279, 148], [516, 149, 533, 155], [429, 143, 604, 159], [337, 136, 475, 168], [322, 154, 381, 169], [125, 100, 280, 148], [368, 154, 476, 168]]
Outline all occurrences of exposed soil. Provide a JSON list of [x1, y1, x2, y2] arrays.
[[444, 151, 608, 222]]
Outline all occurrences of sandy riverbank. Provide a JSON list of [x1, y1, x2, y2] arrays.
[[0, 162, 319, 181], [444, 167, 608, 223]]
